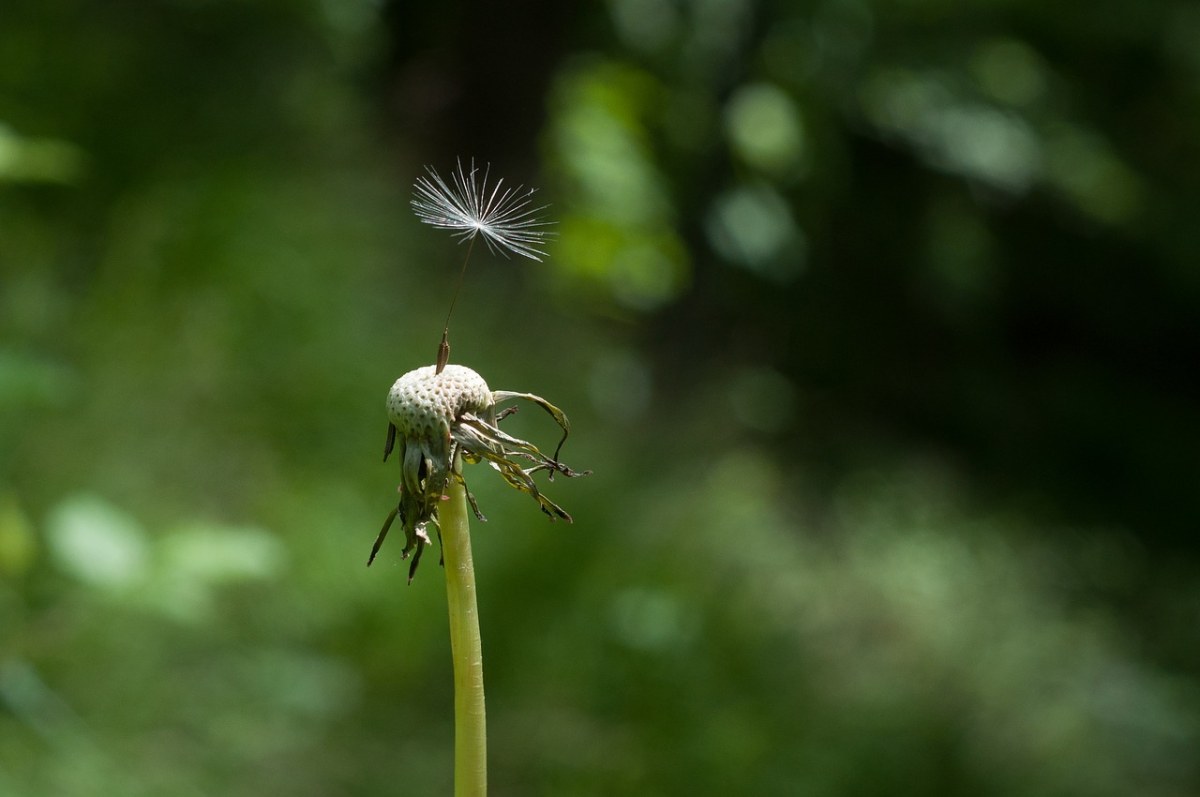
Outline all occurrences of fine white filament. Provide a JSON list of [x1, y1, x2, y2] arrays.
[[412, 158, 555, 261]]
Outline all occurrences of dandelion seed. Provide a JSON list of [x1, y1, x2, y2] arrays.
[[412, 158, 555, 261]]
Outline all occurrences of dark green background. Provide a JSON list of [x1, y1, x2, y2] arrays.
[[3, 1, 1198, 794]]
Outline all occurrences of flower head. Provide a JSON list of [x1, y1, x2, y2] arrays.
[[371, 364, 587, 581], [411, 158, 555, 261]]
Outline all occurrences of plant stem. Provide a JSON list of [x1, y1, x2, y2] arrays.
[[441, 467, 487, 797]]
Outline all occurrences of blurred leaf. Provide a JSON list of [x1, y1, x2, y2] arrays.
[[45, 494, 149, 591]]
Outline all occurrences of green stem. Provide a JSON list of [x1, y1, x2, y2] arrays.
[[441, 467, 487, 797]]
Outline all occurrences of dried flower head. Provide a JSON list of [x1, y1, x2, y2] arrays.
[[371, 364, 588, 582], [412, 158, 555, 261]]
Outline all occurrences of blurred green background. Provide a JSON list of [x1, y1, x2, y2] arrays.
[[3, 0, 1199, 794]]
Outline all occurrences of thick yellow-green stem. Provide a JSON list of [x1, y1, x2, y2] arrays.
[[441, 467, 487, 797]]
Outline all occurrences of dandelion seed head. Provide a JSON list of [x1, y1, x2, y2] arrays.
[[374, 362, 589, 580], [411, 157, 556, 261], [386, 364, 493, 440]]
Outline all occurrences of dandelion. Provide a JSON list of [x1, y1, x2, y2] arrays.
[[412, 157, 555, 261], [371, 364, 586, 793], [377, 159, 583, 797]]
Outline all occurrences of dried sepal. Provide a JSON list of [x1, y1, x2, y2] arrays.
[[492, 390, 573, 465]]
